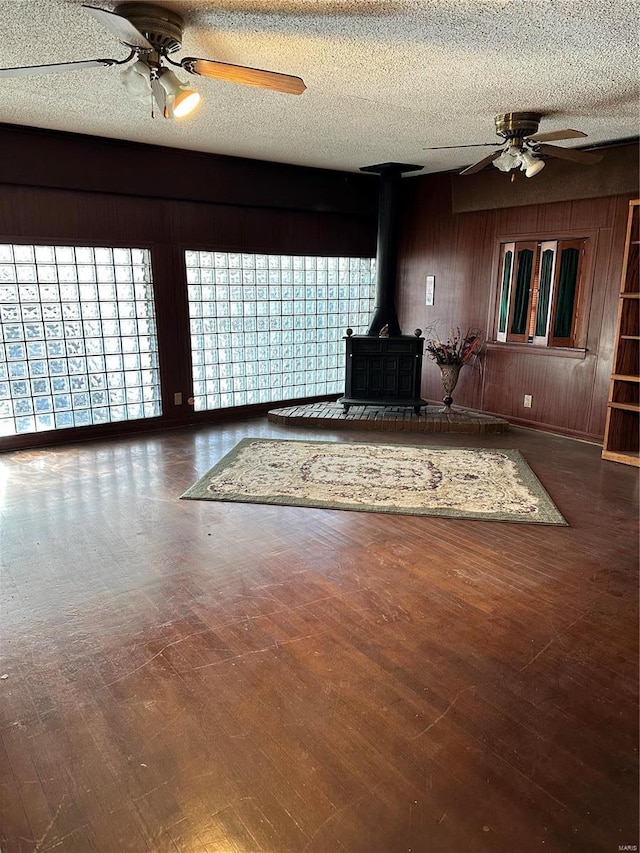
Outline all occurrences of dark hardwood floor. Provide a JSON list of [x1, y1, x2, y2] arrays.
[[0, 419, 638, 853]]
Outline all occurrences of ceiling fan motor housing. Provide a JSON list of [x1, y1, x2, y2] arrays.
[[115, 2, 184, 53], [495, 112, 542, 140]]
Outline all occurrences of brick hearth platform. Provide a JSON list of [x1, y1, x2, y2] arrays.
[[268, 401, 509, 433]]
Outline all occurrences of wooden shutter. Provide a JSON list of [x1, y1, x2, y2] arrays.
[[507, 242, 537, 343], [532, 242, 558, 346], [496, 243, 515, 342], [549, 240, 584, 348]]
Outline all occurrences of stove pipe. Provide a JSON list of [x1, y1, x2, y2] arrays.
[[360, 162, 422, 336]]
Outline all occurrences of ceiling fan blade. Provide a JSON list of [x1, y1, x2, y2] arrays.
[[460, 150, 503, 175], [536, 143, 603, 165], [0, 58, 118, 77], [424, 142, 502, 150], [528, 129, 587, 143], [82, 5, 153, 50], [181, 57, 306, 95]]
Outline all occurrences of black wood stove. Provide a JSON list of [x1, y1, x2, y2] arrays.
[[338, 162, 428, 414], [339, 330, 426, 415]]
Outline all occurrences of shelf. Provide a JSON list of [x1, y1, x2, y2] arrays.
[[607, 401, 640, 413], [601, 448, 640, 467], [603, 200, 640, 466]]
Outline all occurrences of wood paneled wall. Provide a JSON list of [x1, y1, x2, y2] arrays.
[[0, 126, 378, 451], [0, 124, 378, 216], [396, 170, 636, 441], [2, 124, 636, 447]]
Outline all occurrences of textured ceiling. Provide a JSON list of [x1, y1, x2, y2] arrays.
[[0, 0, 638, 175]]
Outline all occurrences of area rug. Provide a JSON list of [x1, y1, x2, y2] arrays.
[[181, 438, 566, 525]]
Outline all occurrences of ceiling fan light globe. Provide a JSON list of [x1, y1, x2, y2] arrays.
[[156, 68, 201, 119], [492, 148, 520, 172], [120, 61, 152, 100], [519, 149, 544, 176], [173, 88, 201, 118], [158, 68, 182, 97], [492, 151, 508, 171], [525, 158, 545, 177]]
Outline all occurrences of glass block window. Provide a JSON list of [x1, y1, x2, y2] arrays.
[[0, 244, 161, 437], [186, 252, 376, 411]]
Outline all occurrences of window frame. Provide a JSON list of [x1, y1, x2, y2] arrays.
[[490, 229, 597, 353]]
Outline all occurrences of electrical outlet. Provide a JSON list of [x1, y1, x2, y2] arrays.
[[524, 394, 532, 408], [174, 392, 183, 405]]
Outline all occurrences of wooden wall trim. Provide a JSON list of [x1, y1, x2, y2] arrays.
[[485, 342, 588, 360]]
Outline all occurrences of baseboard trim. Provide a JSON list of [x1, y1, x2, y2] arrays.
[[424, 400, 604, 445], [477, 410, 602, 445]]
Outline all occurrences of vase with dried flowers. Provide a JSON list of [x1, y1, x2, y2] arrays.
[[424, 328, 483, 413]]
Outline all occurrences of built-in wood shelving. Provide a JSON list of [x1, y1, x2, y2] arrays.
[[602, 199, 640, 466], [608, 402, 640, 412]]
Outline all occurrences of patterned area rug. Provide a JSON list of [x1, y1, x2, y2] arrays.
[[182, 438, 567, 525]]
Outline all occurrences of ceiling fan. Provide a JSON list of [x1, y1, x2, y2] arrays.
[[0, 2, 306, 120], [425, 112, 603, 178]]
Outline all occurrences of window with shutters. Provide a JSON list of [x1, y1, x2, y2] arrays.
[[495, 238, 588, 348]]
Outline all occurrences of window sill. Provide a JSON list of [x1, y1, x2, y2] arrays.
[[486, 341, 588, 360]]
